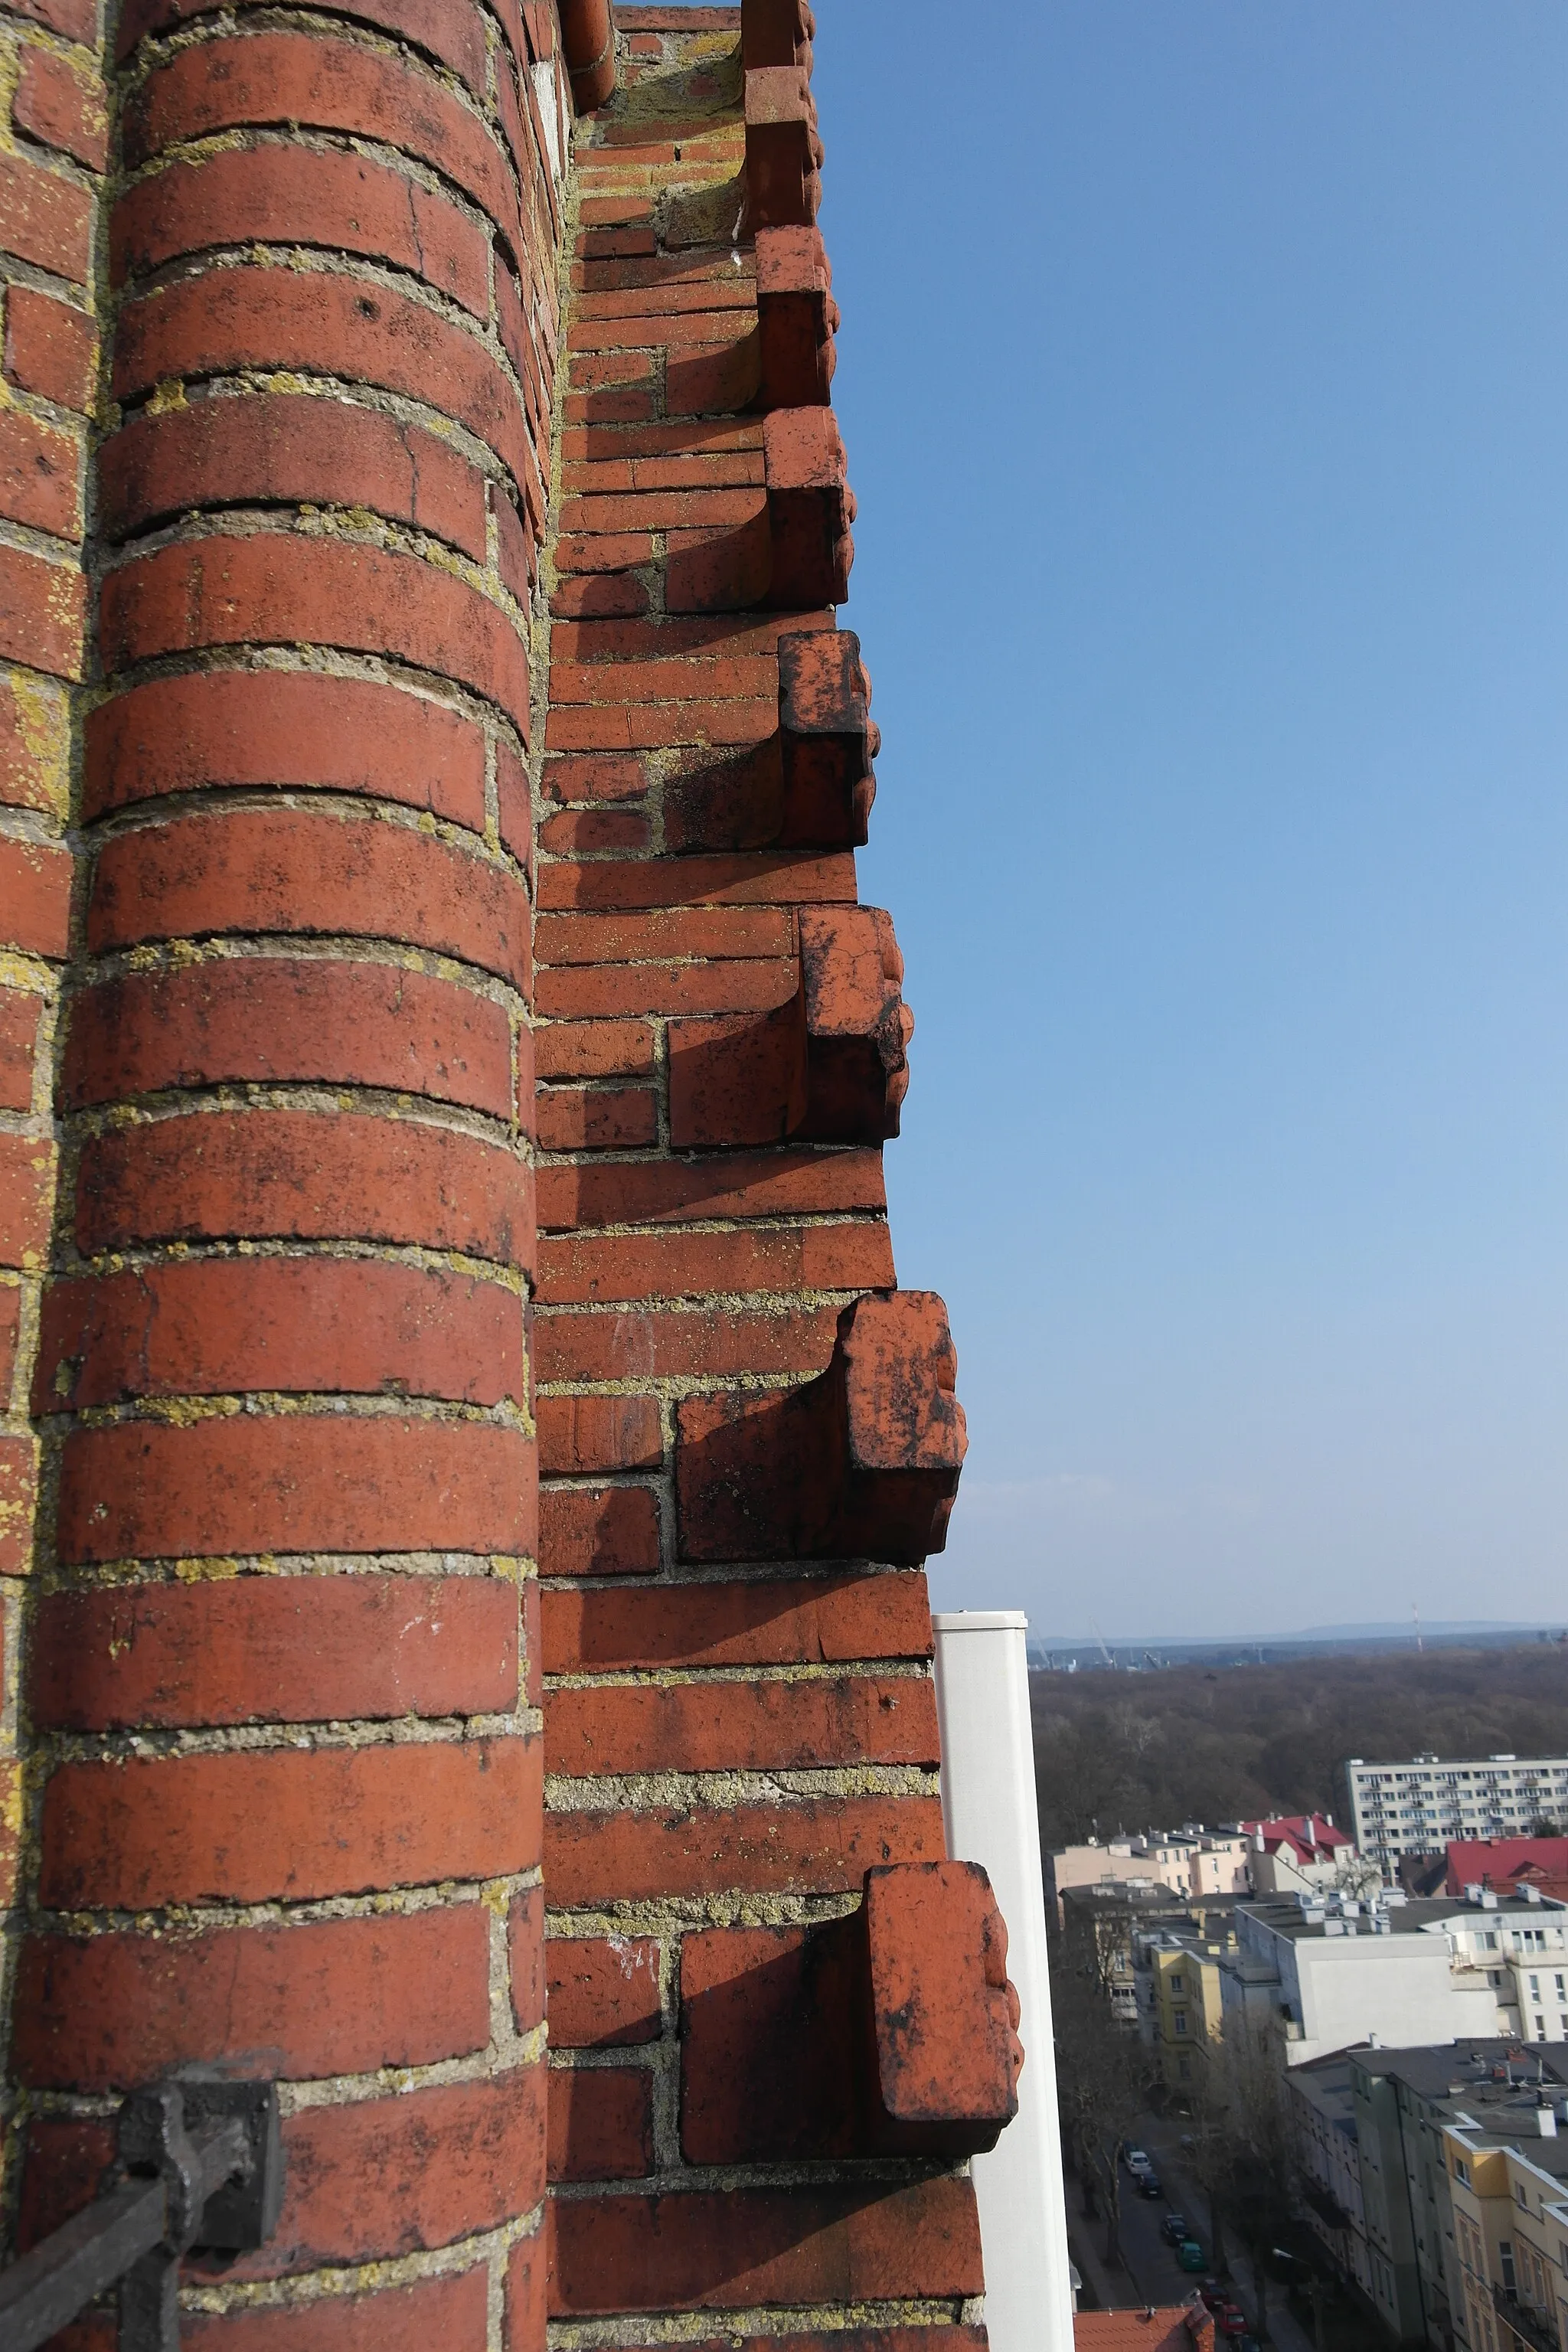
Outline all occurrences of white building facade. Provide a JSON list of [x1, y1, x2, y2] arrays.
[[1347, 1753, 1568, 1866], [1223, 1892, 1568, 2065]]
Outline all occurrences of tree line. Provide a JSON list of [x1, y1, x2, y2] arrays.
[[1033, 1642, 1568, 1847]]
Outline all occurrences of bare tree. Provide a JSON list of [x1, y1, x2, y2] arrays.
[[1050, 1949, 1158, 2275]]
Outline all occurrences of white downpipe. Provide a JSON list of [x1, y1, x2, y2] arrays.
[[932, 1610, 1074, 2352]]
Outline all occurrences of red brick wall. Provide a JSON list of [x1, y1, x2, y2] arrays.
[[534, 5, 987, 2340], [2, 0, 572, 2337], [0, 2, 1003, 2339]]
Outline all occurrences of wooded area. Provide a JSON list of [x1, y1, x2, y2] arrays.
[[1031, 1642, 1568, 1845]]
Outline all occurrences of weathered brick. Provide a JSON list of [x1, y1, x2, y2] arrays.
[[14, 1905, 492, 2087], [84, 670, 485, 828], [31, 1573, 518, 1726], [116, 0, 488, 98], [88, 807, 528, 987], [76, 1112, 532, 1265], [540, 1148, 884, 1232], [250, 2069, 545, 2275], [0, 405, 80, 538], [547, 2063, 653, 2181], [543, 1795, 946, 1906], [546, 2178, 982, 2314], [14, 47, 109, 170], [36, 1259, 525, 1410], [56, 1417, 537, 1565], [41, 1733, 541, 1906], [116, 150, 486, 318], [505, 2231, 547, 2352], [64, 961, 512, 1116], [2, 286, 95, 412], [0, 149, 92, 281], [677, 1292, 965, 1565], [0, 1433, 37, 1573], [545, 1936, 660, 2047], [536, 1222, 894, 1305], [545, 1674, 939, 1778], [508, 1881, 544, 2030], [0, 1133, 52, 1270], [0, 986, 41, 1111], [537, 850, 854, 911], [539, 1485, 659, 1577], [100, 537, 531, 734], [536, 957, 797, 1021], [0, 835, 71, 956], [125, 35, 521, 261], [542, 1575, 931, 1674], [534, 1303, 839, 1383], [534, 1085, 656, 1151], [113, 269, 531, 495], [0, 543, 85, 679], [534, 1018, 654, 1080], [0, 1282, 20, 1400], [100, 394, 488, 558], [537, 1393, 661, 1473], [0, 667, 70, 813]]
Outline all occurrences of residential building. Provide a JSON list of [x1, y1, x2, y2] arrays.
[[1448, 1840, 1568, 1906], [1445, 2092, 1568, 2352], [1292, 2041, 1568, 2352], [1289, 2056, 1377, 2311], [1244, 1811, 1373, 1898], [1348, 1756, 1568, 1869], [1222, 1893, 1568, 2066], [1059, 1884, 1227, 2026], [1047, 1827, 1251, 1912], [1134, 1920, 1232, 2092]]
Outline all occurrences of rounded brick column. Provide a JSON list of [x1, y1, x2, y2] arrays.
[[11, 0, 562, 2340]]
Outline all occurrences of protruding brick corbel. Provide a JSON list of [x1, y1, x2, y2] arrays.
[[667, 903, 907, 1150], [742, 0, 815, 72], [560, 0, 616, 112], [675, 1289, 967, 1564], [665, 410, 854, 613], [763, 407, 854, 609], [665, 626, 875, 853], [679, 1860, 1022, 2162], [744, 65, 823, 230], [756, 224, 838, 408]]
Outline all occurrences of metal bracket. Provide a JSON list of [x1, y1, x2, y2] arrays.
[[0, 2079, 284, 2352]]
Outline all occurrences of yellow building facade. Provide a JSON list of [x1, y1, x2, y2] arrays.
[[1443, 2118, 1568, 2352]]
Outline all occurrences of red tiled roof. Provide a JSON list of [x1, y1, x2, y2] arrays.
[[1075, 2309, 1213, 2350], [1446, 1837, 1568, 1895], [1244, 1812, 1352, 1861]]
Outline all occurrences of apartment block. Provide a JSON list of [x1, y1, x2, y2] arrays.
[[1446, 2096, 1568, 2352], [1223, 1892, 1568, 2065], [1349, 1755, 1568, 1866], [1291, 2041, 1568, 2352]]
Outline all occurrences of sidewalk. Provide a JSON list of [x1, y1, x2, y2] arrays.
[[1136, 2124, 1315, 2352]]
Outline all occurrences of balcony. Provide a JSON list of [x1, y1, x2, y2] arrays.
[[1492, 2284, 1562, 2352]]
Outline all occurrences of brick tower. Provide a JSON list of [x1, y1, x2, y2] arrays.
[[0, 2, 1024, 2346]]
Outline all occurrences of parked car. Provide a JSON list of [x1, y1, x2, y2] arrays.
[[1122, 2145, 1152, 2174], [1198, 2282, 1227, 2311], [1161, 2213, 1190, 2245], [1215, 2312, 1249, 2341], [1176, 2242, 1207, 2274], [1137, 2172, 1165, 2199]]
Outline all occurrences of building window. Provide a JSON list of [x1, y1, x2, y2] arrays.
[[1175, 2012, 1188, 2036]]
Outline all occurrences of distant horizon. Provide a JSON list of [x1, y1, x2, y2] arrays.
[[1027, 1617, 1566, 1648]]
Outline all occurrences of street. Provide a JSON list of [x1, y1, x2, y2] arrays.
[[1065, 2115, 1316, 2352]]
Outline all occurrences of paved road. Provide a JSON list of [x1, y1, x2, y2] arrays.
[[1109, 2119, 1316, 2352]]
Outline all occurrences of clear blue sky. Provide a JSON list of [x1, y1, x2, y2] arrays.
[[672, 4, 1568, 1637]]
